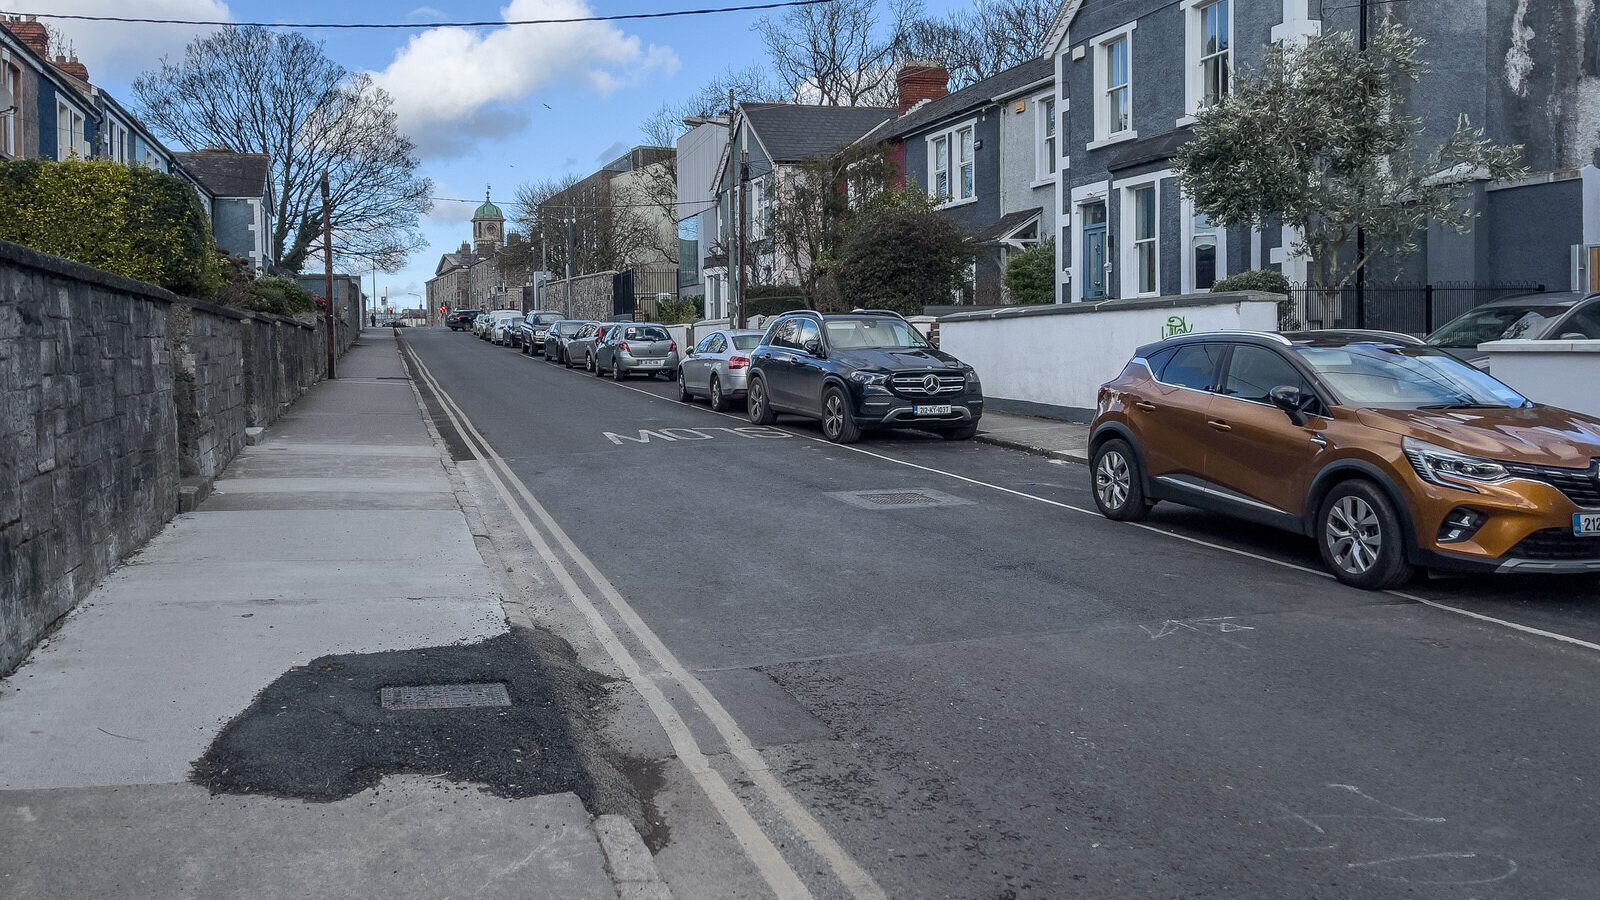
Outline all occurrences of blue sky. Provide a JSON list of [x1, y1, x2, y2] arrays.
[[38, 0, 968, 309]]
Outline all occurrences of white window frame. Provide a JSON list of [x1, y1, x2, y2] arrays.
[[1114, 169, 1169, 299], [1089, 22, 1137, 149], [56, 99, 87, 160], [1180, 195, 1228, 293], [0, 55, 19, 159], [1180, 0, 1233, 124], [1034, 93, 1057, 184], [750, 175, 768, 240], [926, 119, 978, 208]]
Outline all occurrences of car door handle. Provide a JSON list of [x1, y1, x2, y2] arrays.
[[1207, 420, 1232, 432], [1135, 400, 1158, 412]]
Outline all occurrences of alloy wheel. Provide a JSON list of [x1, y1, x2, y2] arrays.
[[823, 394, 845, 440], [1326, 496, 1382, 576], [750, 383, 765, 419], [710, 378, 723, 409], [1094, 450, 1131, 511]]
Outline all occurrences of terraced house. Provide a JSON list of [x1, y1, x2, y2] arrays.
[[1, 14, 276, 275], [1044, 0, 1600, 309]]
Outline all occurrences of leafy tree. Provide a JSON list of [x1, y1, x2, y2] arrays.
[[834, 190, 975, 316], [0, 159, 220, 297], [1173, 23, 1525, 303], [133, 26, 432, 274], [1002, 239, 1054, 305], [763, 144, 900, 308]]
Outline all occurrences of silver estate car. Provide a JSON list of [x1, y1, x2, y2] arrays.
[[595, 323, 680, 380], [1426, 291, 1600, 369], [677, 329, 764, 410]]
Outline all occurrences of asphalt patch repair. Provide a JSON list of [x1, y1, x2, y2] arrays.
[[192, 626, 665, 844]]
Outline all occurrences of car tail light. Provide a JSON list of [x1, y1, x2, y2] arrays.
[[669, 340, 677, 353], [729, 356, 749, 370], [619, 341, 631, 353]]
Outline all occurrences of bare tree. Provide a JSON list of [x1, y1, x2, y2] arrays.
[[512, 175, 582, 276], [753, 0, 909, 106], [901, 0, 1059, 89], [133, 26, 432, 274]]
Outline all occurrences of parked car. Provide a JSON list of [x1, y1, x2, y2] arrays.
[[486, 311, 522, 345], [677, 329, 764, 411], [1426, 291, 1600, 369], [595, 323, 679, 381], [446, 309, 482, 331], [745, 309, 983, 443], [473, 312, 497, 339], [571, 322, 623, 371], [543, 320, 590, 364], [1089, 330, 1600, 589], [516, 311, 563, 356]]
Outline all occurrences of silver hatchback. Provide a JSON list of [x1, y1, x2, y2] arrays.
[[595, 323, 680, 380], [676, 329, 763, 411]]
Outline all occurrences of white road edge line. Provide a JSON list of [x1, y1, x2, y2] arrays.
[[406, 342, 885, 900], [593, 361, 1600, 656]]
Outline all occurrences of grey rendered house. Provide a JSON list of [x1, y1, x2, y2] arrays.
[[1046, 0, 1600, 307], [711, 102, 896, 311], [875, 57, 1055, 305], [176, 149, 276, 274]]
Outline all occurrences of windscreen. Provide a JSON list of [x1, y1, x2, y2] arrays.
[[1426, 305, 1568, 348], [1293, 343, 1528, 409], [533, 313, 561, 325], [822, 318, 931, 350]]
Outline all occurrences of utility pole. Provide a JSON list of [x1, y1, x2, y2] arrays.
[[737, 148, 749, 330], [565, 204, 575, 318], [321, 171, 336, 379], [1354, 0, 1368, 329], [726, 89, 738, 327]]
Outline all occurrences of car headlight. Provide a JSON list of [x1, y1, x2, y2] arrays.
[[1403, 437, 1509, 491], [849, 371, 889, 385]]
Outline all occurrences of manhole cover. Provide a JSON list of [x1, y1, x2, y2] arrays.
[[380, 683, 511, 710], [826, 488, 974, 510]]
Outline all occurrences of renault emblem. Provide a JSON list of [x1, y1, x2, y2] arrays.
[[922, 374, 940, 393]]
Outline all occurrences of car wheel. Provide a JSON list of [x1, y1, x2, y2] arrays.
[[939, 424, 979, 441], [747, 377, 776, 425], [1317, 481, 1414, 590], [563, 351, 575, 369], [612, 361, 626, 381], [820, 387, 861, 444], [592, 355, 604, 376], [677, 368, 694, 402], [1091, 439, 1152, 521], [709, 376, 729, 412]]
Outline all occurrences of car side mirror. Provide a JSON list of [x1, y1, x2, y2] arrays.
[[1269, 385, 1309, 425], [802, 338, 824, 356]]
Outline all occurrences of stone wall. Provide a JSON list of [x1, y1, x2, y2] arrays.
[[0, 239, 353, 674], [549, 271, 619, 320]]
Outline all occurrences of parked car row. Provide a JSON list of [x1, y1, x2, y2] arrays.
[[460, 312, 685, 380]]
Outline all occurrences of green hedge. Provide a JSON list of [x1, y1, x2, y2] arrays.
[[1212, 269, 1290, 295], [0, 158, 221, 298]]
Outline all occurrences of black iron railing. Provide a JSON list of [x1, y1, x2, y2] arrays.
[[1290, 281, 1546, 335]]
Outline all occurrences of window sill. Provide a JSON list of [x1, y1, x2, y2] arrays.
[[1030, 175, 1058, 189], [934, 196, 979, 211], [1175, 114, 1198, 128], [1086, 131, 1138, 151]]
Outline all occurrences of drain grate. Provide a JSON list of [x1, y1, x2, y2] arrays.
[[380, 683, 511, 710], [826, 488, 974, 510]]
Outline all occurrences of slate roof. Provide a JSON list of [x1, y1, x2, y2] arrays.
[[1105, 129, 1194, 173], [742, 103, 897, 163], [174, 150, 272, 198], [877, 58, 1053, 142], [971, 207, 1044, 243]]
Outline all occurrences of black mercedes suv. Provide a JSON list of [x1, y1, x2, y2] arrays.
[[745, 310, 983, 443]]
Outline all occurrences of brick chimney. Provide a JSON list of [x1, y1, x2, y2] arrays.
[[54, 53, 89, 83], [896, 60, 949, 115], [2, 15, 50, 58]]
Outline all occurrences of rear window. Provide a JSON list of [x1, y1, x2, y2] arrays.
[[623, 326, 670, 342], [731, 335, 761, 351]]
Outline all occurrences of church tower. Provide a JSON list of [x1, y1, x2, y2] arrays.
[[472, 188, 505, 257]]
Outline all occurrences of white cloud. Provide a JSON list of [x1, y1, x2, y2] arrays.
[[18, 0, 232, 84], [406, 7, 447, 22], [371, 0, 679, 157]]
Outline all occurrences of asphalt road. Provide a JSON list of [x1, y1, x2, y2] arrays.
[[404, 326, 1600, 899]]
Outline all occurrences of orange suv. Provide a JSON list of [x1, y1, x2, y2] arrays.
[[1089, 331, 1600, 589]]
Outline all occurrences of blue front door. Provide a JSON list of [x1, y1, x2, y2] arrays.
[[1081, 201, 1108, 299]]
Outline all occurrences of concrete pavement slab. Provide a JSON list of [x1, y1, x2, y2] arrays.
[[976, 410, 1091, 463], [0, 778, 618, 900]]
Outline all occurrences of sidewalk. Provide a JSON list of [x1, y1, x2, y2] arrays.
[[977, 409, 1091, 464], [0, 335, 660, 899]]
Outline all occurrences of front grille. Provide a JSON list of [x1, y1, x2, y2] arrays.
[[1504, 460, 1600, 508], [1508, 529, 1600, 561], [889, 371, 965, 397]]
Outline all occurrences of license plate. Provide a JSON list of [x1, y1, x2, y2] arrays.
[[1576, 513, 1600, 537], [636, 358, 662, 367], [915, 404, 953, 416]]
